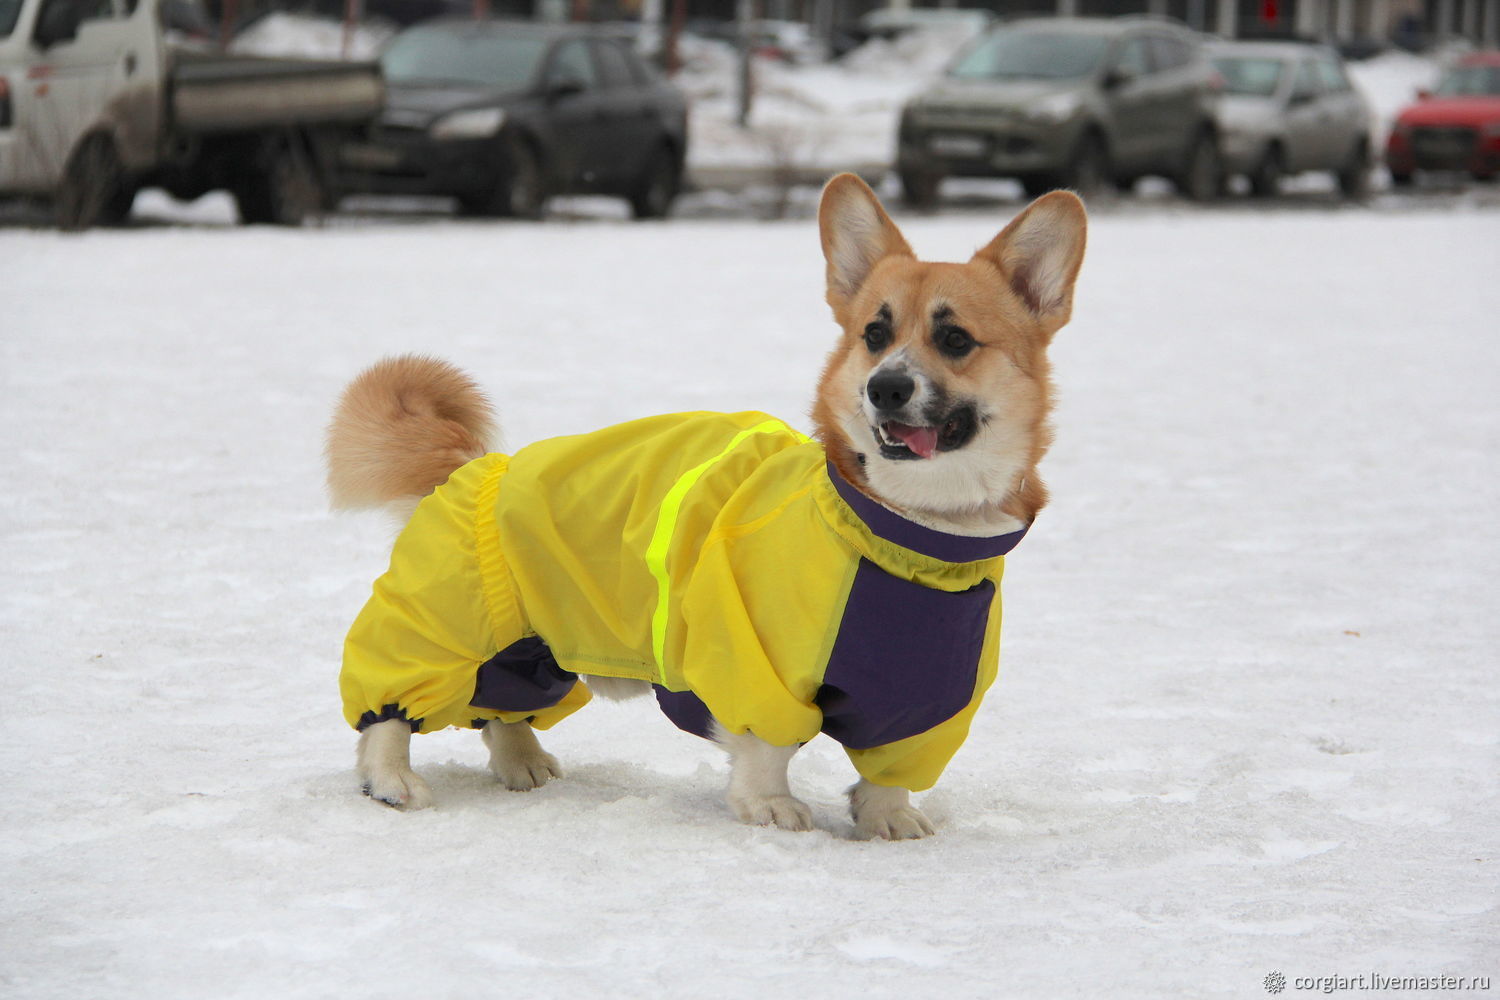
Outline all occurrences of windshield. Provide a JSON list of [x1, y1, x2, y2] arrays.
[[0, 0, 24, 38], [949, 30, 1108, 81], [1434, 64, 1500, 97], [382, 28, 551, 90], [1213, 56, 1285, 97]]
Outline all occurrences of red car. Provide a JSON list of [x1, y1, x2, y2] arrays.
[[1385, 51, 1500, 184]]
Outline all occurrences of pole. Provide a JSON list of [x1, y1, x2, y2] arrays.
[[218, 0, 237, 52], [666, 0, 687, 75], [736, 0, 755, 127], [342, 0, 362, 59]]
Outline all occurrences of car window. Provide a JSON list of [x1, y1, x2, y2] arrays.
[[1435, 64, 1500, 96], [1110, 37, 1152, 78], [1314, 55, 1351, 92], [84, 0, 117, 20], [1291, 60, 1321, 101], [1213, 56, 1285, 97], [592, 39, 638, 89], [1147, 33, 1192, 72], [948, 29, 1109, 81], [382, 28, 551, 90], [0, 0, 23, 36], [31, 0, 117, 36], [547, 40, 598, 91]]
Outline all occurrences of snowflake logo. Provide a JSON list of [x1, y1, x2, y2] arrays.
[[1264, 971, 1287, 994]]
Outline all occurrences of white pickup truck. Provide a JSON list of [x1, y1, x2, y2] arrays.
[[0, 0, 383, 227]]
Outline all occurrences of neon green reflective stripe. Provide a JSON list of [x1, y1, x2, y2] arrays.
[[645, 420, 807, 681]]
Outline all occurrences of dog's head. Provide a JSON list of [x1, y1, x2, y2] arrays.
[[811, 174, 1086, 533]]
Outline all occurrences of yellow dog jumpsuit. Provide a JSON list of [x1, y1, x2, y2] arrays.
[[339, 411, 1028, 791]]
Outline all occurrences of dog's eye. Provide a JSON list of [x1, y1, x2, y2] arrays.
[[862, 322, 892, 353], [936, 325, 975, 357]]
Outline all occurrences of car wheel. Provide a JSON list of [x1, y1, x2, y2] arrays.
[[1388, 169, 1414, 188], [1060, 132, 1109, 198], [55, 133, 130, 231], [502, 137, 547, 220], [1249, 144, 1284, 198], [1337, 139, 1371, 200], [629, 144, 680, 220], [899, 168, 941, 209], [1178, 129, 1222, 203], [236, 132, 322, 226]]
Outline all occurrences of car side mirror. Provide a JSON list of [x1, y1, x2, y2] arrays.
[[547, 76, 585, 100], [1103, 66, 1135, 90], [34, 0, 84, 49], [1289, 89, 1315, 106]]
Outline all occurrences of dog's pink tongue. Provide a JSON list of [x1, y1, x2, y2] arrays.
[[887, 423, 938, 459]]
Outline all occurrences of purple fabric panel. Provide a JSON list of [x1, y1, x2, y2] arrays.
[[654, 685, 715, 740], [827, 463, 1028, 561], [469, 635, 579, 713], [816, 558, 993, 751]]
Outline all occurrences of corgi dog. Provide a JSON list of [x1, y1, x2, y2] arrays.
[[326, 174, 1085, 839]]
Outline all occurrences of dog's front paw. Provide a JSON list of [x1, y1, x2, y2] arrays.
[[363, 765, 434, 811], [491, 748, 563, 791], [849, 780, 934, 840], [483, 720, 562, 791], [730, 793, 814, 832]]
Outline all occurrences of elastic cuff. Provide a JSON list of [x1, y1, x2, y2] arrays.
[[356, 703, 422, 733]]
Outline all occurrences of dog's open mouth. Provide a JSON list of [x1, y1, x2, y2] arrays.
[[875, 406, 977, 461]]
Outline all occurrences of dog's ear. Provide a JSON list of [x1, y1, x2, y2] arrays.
[[819, 173, 914, 313], [973, 191, 1087, 335]]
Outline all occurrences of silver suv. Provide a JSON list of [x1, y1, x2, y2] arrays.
[[897, 17, 1223, 204]]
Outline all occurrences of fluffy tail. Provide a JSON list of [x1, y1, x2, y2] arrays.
[[325, 355, 497, 513]]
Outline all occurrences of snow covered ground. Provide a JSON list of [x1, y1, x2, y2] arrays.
[[2, 192, 1496, 996]]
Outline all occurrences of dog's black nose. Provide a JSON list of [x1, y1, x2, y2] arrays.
[[866, 371, 915, 412]]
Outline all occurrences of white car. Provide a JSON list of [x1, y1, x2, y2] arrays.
[[1211, 41, 1373, 198], [0, 0, 380, 228]]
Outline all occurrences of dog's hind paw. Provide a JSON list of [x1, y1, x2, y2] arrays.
[[363, 767, 434, 811], [731, 793, 815, 832], [849, 779, 934, 840]]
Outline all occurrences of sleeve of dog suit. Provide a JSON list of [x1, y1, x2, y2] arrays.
[[840, 585, 1005, 792]]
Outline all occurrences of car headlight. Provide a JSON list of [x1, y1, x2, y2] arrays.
[[430, 108, 506, 141], [1026, 93, 1081, 124]]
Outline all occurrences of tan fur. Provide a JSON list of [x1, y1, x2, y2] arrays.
[[325, 354, 497, 510], [812, 175, 1086, 529]]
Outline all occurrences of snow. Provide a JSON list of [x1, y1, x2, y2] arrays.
[[228, 12, 397, 61], [3, 197, 1497, 996]]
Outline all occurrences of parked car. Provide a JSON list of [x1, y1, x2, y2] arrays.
[[0, 0, 382, 228], [1211, 41, 1372, 198], [1384, 50, 1500, 184], [337, 19, 688, 218], [896, 17, 1224, 204]]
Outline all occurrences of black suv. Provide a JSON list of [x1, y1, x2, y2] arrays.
[[897, 17, 1224, 203], [339, 19, 688, 218]]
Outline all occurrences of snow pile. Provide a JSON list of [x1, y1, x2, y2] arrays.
[[229, 11, 397, 60], [2, 204, 1497, 997], [839, 24, 981, 77], [1345, 49, 1441, 143]]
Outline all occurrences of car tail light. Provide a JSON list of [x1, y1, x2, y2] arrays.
[[0, 76, 11, 129], [1387, 122, 1411, 149]]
